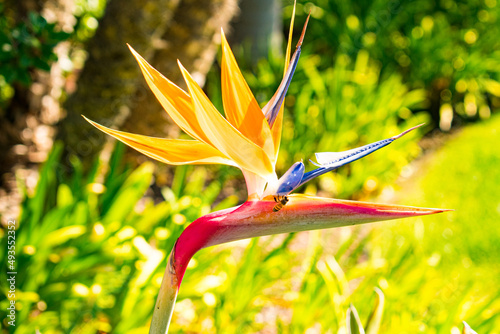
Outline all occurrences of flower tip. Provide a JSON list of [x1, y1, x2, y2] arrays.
[[127, 44, 149, 69], [177, 60, 193, 83], [82, 114, 93, 124], [391, 123, 426, 140], [297, 12, 311, 48], [177, 59, 187, 73], [82, 115, 110, 134], [127, 43, 139, 56], [438, 208, 454, 213], [379, 203, 452, 217], [220, 28, 229, 50], [309, 157, 322, 167], [419, 207, 453, 215], [82, 115, 106, 131]]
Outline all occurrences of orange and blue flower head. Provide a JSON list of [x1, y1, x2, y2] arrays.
[[85, 15, 423, 202], [84, 11, 448, 333]]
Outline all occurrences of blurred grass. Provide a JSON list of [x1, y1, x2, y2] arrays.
[[0, 142, 241, 333], [2, 116, 499, 332], [284, 0, 500, 127], [171, 113, 500, 333], [392, 112, 500, 262], [368, 112, 500, 333], [2, 0, 500, 332]]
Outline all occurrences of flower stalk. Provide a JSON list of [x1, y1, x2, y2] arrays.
[[150, 250, 179, 334], [149, 196, 448, 333]]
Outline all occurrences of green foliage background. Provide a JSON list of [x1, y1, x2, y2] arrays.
[[1, 0, 500, 333]]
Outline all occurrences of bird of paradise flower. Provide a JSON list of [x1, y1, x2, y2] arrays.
[[84, 10, 448, 334]]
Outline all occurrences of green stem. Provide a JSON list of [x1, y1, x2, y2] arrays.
[[150, 250, 179, 334]]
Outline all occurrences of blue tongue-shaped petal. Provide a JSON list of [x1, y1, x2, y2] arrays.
[[311, 138, 393, 168], [275, 161, 305, 196], [263, 14, 310, 128], [299, 124, 424, 187]]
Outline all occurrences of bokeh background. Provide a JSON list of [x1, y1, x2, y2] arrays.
[[1, 0, 499, 333]]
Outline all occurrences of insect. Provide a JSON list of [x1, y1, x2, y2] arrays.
[[273, 195, 289, 212], [270, 161, 305, 213]]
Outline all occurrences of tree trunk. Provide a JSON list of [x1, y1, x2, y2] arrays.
[[57, 0, 239, 170], [230, 0, 282, 61], [0, 1, 48, 184], [57, 0, 179, 167], [122, 0, 239, 141]]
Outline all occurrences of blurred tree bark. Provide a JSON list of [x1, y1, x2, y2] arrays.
[[0, 0, 48, 183], [230, 0, 282, 61], [121, 0, 239, 142], [57, 0, 239, 168], [3, 0, 46, 20]]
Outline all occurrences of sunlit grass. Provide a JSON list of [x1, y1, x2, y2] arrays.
[[2, 118, 497, 333], [175, 114, 500, 333], [370, 113, 500, 333]]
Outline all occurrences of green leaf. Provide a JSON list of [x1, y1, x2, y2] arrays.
[[365, 288, 385, 334], [33, 57, 51, 71], [2, 66, 17, 83], [171, 165, 188, 198], [347, 304, 365, 334], [50, 30, 71, 42], [134, 201, 171, 233], [19, 53, 33, 68], [57, 183, 73, 208], [212, 195, 238, 212], [103, 162, 154, 224], [45, 225, 86, 247], [16, 68, 31, 85], [28, 11, 47, 31], [26, 142, 63, 230]]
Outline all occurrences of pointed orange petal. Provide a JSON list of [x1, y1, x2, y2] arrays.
[[128, 45, 210, 144], [84, 116, 235, 166], [178, 61, 274, 178], [284, 1, 297, 74], [220, 30, 274, 159], [271, 110, 283, 157]]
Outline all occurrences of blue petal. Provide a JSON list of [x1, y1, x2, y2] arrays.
[[299, 124, 424, 187], [264, 52, 300, 128], [264, 15, 310, 128], [299, 167, 329, 187], [276, 161, 305, 196]]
